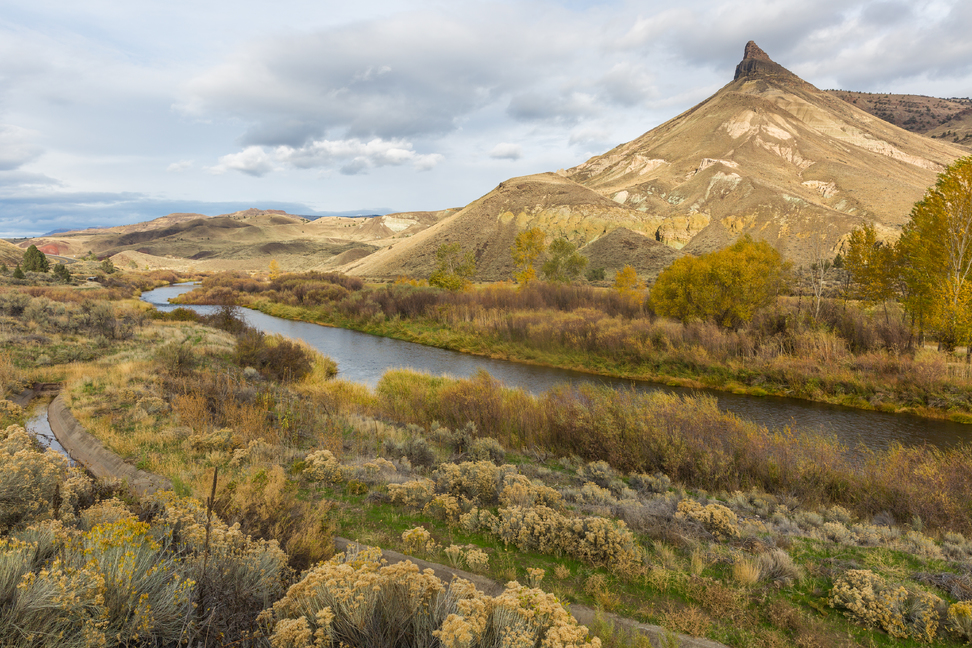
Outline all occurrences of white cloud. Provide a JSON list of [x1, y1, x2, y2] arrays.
[[0, 125, 43, 171], [166, 160, 193, 172], [208, 147, 276, 176], [489, 143, 523, 160], [568, 127, 612, 147], [278, 137, 444, 174], [210, 137, 444, 177]]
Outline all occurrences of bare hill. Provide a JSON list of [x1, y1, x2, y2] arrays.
[[0, 240, 25, 267], [566, 41, 966, 265], [339, 173, 665, 281], [16, 208, 449, 273], [579, 228, 684, 283]]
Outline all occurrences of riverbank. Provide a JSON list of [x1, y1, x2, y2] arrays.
[[174, 280, 972, 426]]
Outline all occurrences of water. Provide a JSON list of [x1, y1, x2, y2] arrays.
[[143, 283, 972, 452], [25, 400, 74, 463]]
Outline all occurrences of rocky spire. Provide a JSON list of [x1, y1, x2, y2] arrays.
[[733, 41, 797, 81], [742, 41, 772, 62]]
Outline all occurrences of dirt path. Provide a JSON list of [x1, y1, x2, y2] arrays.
[[45, 395, 725, 648]]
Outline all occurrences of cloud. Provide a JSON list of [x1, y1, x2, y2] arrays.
[[210, 138, 444, 177], [568, 127, 613, 147], [0, 125, 43, 171], [180, 10, 541, 141], [166, 160, 193, 172], [208, 147, 276, 176], [488, 143, 523, 160], [597, 62, 657, 107], [507, 91, 600, 124]]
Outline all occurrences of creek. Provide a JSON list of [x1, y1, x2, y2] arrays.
[[142, 283, 971, 452]]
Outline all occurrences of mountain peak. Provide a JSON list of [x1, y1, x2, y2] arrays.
[[733, 41, 795, 81], [742, 41, 772, 62]]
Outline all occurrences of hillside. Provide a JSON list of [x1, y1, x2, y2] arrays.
[[828, 90, 972, 147], [566, 41, 966, 266], [338, 172, 667, 281]]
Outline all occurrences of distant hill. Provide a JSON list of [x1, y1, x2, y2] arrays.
[[17, 208, 453, 273], [827, 91, 972, 148]]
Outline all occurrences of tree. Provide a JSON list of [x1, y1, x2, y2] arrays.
[[585, 266, 605, 282], [11, 266, 24, 280], [898, 155, 972, 352], [428, 243, 476, 291], [268, 259, 282, 280], [844, 223, 899, 321], [613, 265, 645, 306], [541, 238, 588, 283], [53, 263, 71, 283], [511, 228, 545, 285], [100, 258, 116, 274], [805, 236, 832, 320], [22, 245, 49, 273], [651, 237, 789, 329]]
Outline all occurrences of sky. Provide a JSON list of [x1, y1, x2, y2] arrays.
[[1, 0, 971, 237]]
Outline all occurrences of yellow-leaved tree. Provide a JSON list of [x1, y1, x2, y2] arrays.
[[844, 222, 899, 322], [651, 236, 789, 329], [268, 259, 282, 280], [898, 155, 972, 352], [511, 228, 545, 285]]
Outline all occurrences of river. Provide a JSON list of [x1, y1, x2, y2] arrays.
[[142, 283, 971, 452]]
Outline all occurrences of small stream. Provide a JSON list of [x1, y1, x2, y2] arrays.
[[143, 283, 972, 452]]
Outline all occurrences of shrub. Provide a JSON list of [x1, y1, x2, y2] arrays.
[[304, 450, 347, 483], [385, 432, 437, 468], [234, 331, 313, 382], [757, 549, 802, 587], [262, 545, 602, 648], [629, 472, 671, 494], [0, 425, 94, 533], [675, 500, 740, 540], [486, 505, 641, 568], [829, 569, 945, 642], [467, 436, 506, 464]]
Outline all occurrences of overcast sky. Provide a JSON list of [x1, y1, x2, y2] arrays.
[[1, 0, 970, 237]]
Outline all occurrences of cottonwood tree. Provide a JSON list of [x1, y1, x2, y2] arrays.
[[651, 237, 789, 329], [429, 243, 476, 291], [510, 228, 545, 285], [805, 235, 832, 320], [844, 223, 899, 322], [898, 155, 972, 352], [541, 238, 587, 283]]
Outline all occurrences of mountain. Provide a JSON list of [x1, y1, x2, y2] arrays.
[[828, 91, 972, 148], [341, 42, 966, 281], [564, 41, 966, 265]]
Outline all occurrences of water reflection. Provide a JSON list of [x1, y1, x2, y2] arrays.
[[25, 400, 73, 463]]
